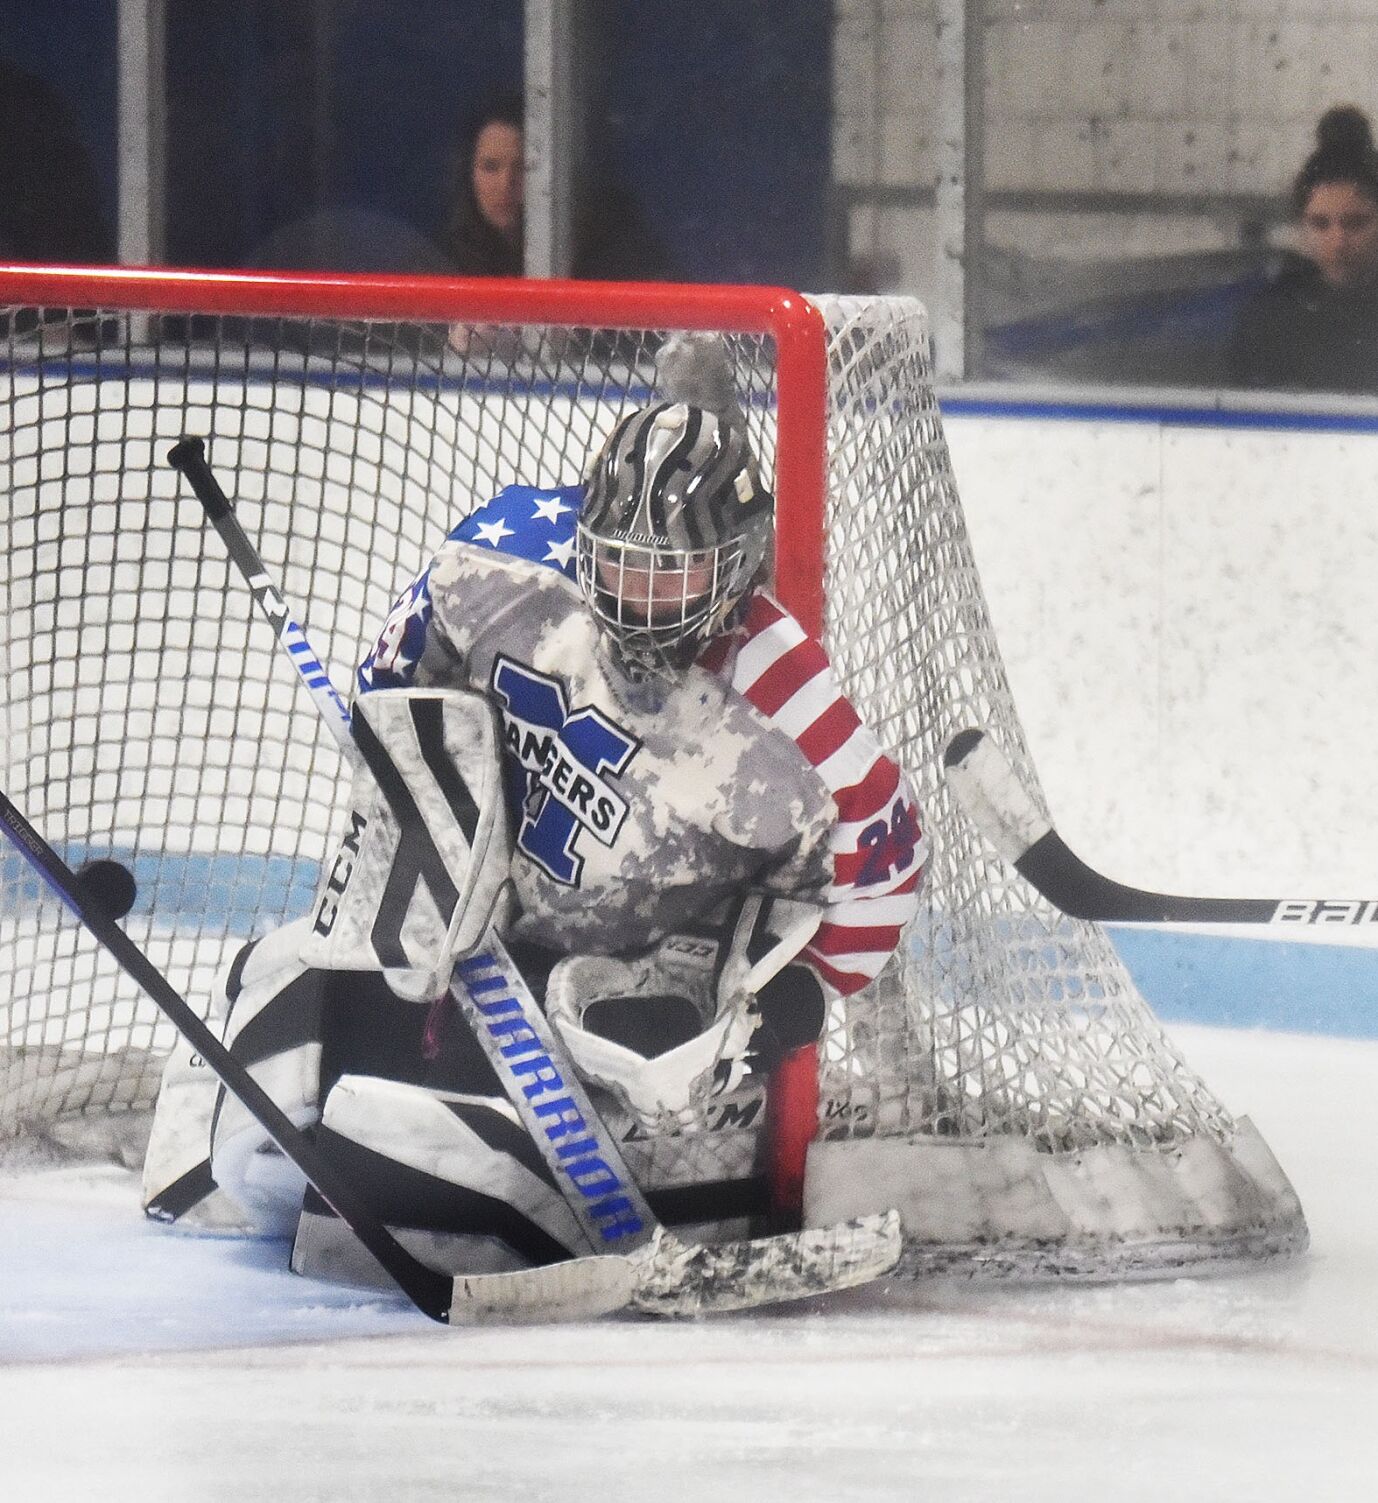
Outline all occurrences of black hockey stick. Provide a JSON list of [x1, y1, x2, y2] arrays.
[[945, 726, 1378, 928], [170, 434, 901, 1313], [0, 791, 636, 1322], [167, 437, 353, 737]]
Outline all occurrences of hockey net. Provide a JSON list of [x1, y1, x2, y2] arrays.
[[0, 267, 1306, 1276]]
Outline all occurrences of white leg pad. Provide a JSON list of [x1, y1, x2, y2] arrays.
[[291, 1075, 590, 1288], [208, 916, 325, 1235], [140, 1032, 254, 1232]]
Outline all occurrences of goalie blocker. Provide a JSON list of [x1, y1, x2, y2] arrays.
[[143, 686, 831, 1273]]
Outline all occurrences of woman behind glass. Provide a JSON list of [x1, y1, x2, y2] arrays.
[[1228, 106, 1378, 394]]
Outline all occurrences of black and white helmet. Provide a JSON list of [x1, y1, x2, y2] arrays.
[[577, 403, 773, 674]]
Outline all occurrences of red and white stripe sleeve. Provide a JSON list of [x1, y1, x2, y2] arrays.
[[704, 592, 929, 998]]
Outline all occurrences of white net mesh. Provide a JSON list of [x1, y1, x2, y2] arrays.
[[811, 295, 1234, 1147], [0, 283, 1306, 1274]]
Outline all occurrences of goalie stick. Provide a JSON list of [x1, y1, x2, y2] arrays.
[[169, 435, 901, 1316], [945, 726, 1378, 928], [0, 792, 635, 1324]]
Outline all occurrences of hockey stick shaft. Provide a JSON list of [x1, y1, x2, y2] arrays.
[[0, 790, 459, 1321], [172, 437, 902, 1310], [168, 438, 353, 734], [945, 727, 1378, 927]]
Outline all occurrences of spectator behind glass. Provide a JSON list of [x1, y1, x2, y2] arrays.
[[440, 92, 526, 278], [440, 93, 669, 358], [439, 92, 669, 282], [1227, 106, 1378, 394]]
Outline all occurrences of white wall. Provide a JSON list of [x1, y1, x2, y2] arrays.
[[943, 401, 1378, 894]]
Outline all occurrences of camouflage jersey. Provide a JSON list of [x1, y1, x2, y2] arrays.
[[357, 485, 927, 1001]]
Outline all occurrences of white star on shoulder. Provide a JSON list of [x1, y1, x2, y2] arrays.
[[544, 536, 576, 569], [532, 494, 572, 524], [473, 517, 515, 547]]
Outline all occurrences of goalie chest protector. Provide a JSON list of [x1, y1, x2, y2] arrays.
[[374, 540, 838, 956]]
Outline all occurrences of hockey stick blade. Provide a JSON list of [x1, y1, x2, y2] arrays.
[[945, 728, 1378, 928], [453, 1213, 905, 1323], [451, 1254, 636, 1324], [627, 1210, 901, 1317]]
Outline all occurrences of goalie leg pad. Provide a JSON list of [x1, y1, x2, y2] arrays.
[[298, 688, 512, 1000], [208, 916, 328, 1234], [143, 918, 320, 1230], [291, 1075, 590, 1288], [141, 1030, 255, 1232]]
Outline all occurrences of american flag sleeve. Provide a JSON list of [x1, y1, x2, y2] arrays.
[[708, 592, 929, 999]]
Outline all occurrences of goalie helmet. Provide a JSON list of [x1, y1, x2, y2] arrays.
[[576, 402, 773, 674]]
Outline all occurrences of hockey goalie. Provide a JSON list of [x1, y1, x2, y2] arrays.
[[142, 397, 928, 1285]]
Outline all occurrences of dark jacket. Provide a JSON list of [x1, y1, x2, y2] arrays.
[[1227, 253, 1378, 394], [439, 182, 669, 282], [439, 196, 523, 278]]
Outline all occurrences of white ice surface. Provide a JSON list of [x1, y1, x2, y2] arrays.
[[2, 1024, 1375, 1502]]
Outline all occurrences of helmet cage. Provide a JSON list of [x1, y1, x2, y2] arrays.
[[576, 521, 767, 674]]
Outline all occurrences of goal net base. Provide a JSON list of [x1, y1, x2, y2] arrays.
[[807, 1115, 1306, 1281]]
